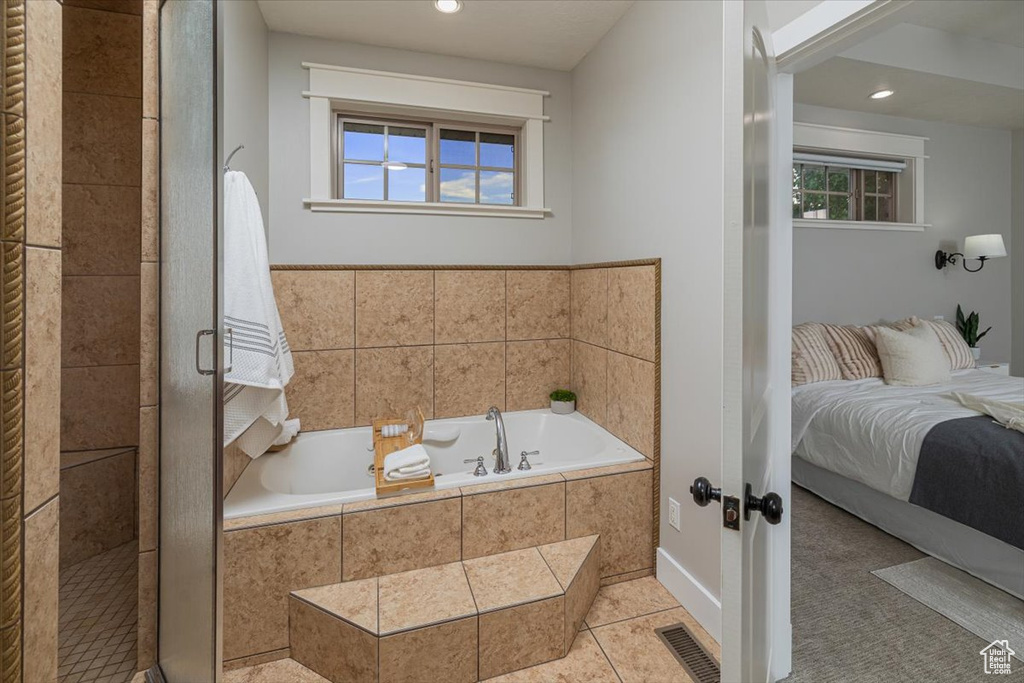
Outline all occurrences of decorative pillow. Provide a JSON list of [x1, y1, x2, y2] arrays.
[[792, 323, 843, 386], [875, 323, 951, 386], [917, 318, 975, 370], [820, 323, 883, 380]]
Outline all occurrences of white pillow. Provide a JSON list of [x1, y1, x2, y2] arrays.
[[875, 323, 951, 386]]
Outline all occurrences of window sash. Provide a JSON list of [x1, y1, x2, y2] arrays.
[[334, 113, 520, 206], [793, 163, 898, 222]]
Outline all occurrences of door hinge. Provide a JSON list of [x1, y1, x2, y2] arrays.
[[722, 496, 741, 531]]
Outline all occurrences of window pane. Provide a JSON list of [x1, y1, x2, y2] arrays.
[[440, 168, 476, 203], [792, 166, 800, 191], [388, 167, 426, 202], [827, 194, 849, 220], [803, 166, 825, 191], [864, 171, 876, 193], [388, 127, 426, 164], [440, 129, 476, 166], [877, 172, 892, 195], [343, 163, 383, 200], [479, 133, 514, 169], [864, 195, 877, 221], [877, 196, 892, 222], [827, 169, 849, 193], [480, 171, 514, 205], [792, 191, 802, 218], [802, 192, 827, 219], [343, 123, 384, 162]]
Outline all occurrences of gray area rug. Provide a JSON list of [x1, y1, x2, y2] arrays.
[[873, 557, 1024, 663], [785, 486, 1024, 682]]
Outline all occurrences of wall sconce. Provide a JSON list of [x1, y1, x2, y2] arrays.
[[934, 234, 1006, 273]]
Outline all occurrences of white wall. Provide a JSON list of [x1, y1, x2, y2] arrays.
[[222, 0, 270, 221], [571, 0, 726, 613], [766, 0, 823, 32], [793, 104, 1014, 363], [267, 32, 572, 265], [1012, 129, 1024, 376]]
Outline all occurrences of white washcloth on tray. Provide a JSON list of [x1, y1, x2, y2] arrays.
[[223, 170, 297, 458], [383, 444, 431, 481]]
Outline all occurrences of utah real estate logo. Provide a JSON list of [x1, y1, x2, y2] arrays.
[[980, 640, 1015, 675]]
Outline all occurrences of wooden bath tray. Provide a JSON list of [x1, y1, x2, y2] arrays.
[[373, 407, 434, 496]]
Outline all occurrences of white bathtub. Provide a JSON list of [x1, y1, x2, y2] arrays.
[[224, 409, 645, 520]]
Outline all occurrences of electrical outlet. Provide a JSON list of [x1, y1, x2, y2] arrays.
[[668, 497, 681, 531]]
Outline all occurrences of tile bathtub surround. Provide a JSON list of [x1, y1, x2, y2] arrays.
[[272, 267, 573, 430], [223, 515, 342, 661], [461, 480, 566, 560]]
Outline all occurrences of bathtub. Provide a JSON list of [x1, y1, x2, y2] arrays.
[[224, 408, 645, 520]]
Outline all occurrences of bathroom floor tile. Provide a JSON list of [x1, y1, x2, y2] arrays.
[[591, 607, 718, 683], [58, 541, 138, 683], [584, 575, 680, 628], [463, 547, 563, 613], [224, 658, 331, 683]]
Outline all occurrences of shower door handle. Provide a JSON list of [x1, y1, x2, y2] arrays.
[[195, 329, 216, 376]]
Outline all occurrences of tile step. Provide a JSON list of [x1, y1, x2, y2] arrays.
[[289, 535, 601, 683]]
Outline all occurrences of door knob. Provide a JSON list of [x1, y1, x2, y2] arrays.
[[745, 483, 784, 525], [690, 477, 721, 507]]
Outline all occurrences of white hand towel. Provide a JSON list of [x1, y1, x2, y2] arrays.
[[383, 444, 430, 475], [223, 171, 296, 458], [384, 467, 432, 482]]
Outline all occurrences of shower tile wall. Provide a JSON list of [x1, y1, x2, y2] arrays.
[[21, 0, 65, 679], [60, 0, 142, 568]]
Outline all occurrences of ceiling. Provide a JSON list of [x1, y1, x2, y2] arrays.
[[256, 0, 634, 71], [794, 0, 1024, 130], [902, 0, 1024, 48], [794, 57, 1024, 130]]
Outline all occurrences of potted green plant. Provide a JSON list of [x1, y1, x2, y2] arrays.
[[549, 389, 577, 415], [956, 304, 991, 362]]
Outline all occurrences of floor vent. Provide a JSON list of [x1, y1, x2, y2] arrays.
[[655, 623, 720, 683]]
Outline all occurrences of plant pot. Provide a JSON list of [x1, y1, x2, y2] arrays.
[[971, 347, 982, 362], [550, 400, 575, 415]]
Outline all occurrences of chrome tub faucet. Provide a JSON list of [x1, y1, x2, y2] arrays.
[[486, 406, 511, 474]]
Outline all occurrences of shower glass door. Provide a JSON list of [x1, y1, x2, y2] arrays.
[[159, 0, 223, 680]]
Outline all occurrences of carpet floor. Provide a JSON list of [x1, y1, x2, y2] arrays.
[[786, 485, 1024, 682]]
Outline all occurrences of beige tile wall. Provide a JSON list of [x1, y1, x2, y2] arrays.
[[20, 0, 64, 679], [271, 268, 573, 432], [570, 264, 658, 460]]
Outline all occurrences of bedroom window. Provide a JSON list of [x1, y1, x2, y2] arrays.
[[336, 115, 519, 206], [792, 162, 898, 222]]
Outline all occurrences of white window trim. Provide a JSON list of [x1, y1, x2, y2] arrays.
[[793, 122, 929, 231], [303, 63, 551, 218]]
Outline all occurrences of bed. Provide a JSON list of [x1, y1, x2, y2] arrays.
[[791, 368, 1024, 599]]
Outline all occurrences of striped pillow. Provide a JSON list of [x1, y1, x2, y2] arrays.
[[821, 324, 883, 380], [792, 323, 842, 385], [917, 318, 975, 370]]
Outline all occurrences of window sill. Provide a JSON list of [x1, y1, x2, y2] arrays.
[[304, 198, 551, 219], [793, 219, 928, 232]]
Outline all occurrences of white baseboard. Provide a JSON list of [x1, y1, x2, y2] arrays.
[[656, 547, 722, 644]]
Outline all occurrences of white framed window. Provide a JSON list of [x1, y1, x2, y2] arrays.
[[792, 123, 927, 232], [304, 63, 549, 218], [335, 115, 519, 206]]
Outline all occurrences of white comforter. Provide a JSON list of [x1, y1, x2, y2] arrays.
[[792, 369, 1024, 501]]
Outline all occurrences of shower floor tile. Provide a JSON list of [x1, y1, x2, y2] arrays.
[[59, 541, 139, 683]]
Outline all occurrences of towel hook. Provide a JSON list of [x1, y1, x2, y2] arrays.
[[224, 144, 244, 173]]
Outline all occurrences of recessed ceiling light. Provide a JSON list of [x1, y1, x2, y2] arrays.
[[434, 0, 463, 13], [870, 89, 894, 100]]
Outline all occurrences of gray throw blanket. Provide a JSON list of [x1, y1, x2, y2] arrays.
[[910, 415, 1024, 550]]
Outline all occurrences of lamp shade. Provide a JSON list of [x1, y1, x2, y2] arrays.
[[963, 234, 1006, 259]]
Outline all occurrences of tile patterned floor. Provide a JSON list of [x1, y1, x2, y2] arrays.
[[226, 576, 719, 683], [58, 541, 139, 683]]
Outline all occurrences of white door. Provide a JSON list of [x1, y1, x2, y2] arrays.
[[721, 1, 788, 681]]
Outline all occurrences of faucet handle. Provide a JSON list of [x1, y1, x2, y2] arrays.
[[518, 450, 539, 471], [464, 457, 488, 477]]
